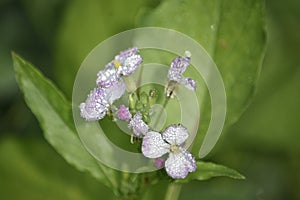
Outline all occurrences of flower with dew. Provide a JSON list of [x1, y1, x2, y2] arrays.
[[97, 47, 142, 88], [142, 124, 196, 179], [166, 51, 196, 98], [117, 105, 132, 121], [80, 81, 126, 121], [128, 112, 149, 137]]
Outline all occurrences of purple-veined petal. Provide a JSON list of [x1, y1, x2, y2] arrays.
[[179, 77, 197, 91], [96, 62, 120, 88], [115, 47, 142, 76], [128, 112, 149, 137], [165, 148, 196, 179], [168, 57, 190, 81], [119, 54, 142, 76], [97, 47, 142, 87], [105, 81, 126, 104], [165, 152, 189, 179], [117, 105, 132, 121], [179, 147, 197, 173], [170, 57, 190, 73], [79, 88, 109, 121], [162, 124, 189, 145], [166, 55, 197, 94], [142, 131, 170, 158], [115, 47, 139, 63]]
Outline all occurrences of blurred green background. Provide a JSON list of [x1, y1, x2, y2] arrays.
[[0, 0, 299, 199]]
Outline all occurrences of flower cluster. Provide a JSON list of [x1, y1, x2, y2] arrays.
[[80, 47, 197, 179], [80, 48, 141, 121]]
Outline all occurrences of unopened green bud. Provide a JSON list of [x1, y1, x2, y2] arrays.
[[140, 91, 149, 105], [142, 113, 151, 124], [149, 89, 158, 107], [129, 92, 138, 110], [135, 101, 143, 111]]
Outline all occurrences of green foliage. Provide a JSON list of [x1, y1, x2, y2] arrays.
[[12, 53, 119, 193], [12, 49, 245, 192], [137, 0, 266, 154], [8, 0, 272, 198], [176, 161, 245, 183]]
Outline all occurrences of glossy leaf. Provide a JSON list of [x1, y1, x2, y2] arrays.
[[175, 161, 245, 183], [12, 53, 118, 191]]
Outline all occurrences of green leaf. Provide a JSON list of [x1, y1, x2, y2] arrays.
[[12, 53, 118, 191], [137, 0, 266, 155], [175, 161, 245, 183]]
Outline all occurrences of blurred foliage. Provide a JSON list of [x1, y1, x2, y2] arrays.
[[0, 136, 114, 200], [54, 0, 160, 97], [137, 0, 265, 156], [1, 0, 300, 200]]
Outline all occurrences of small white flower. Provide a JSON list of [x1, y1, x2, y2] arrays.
[[128, 112, 149, 137], [80, 88, 108, 121], [96, 47, 142, 87], [166, 55, 197, 98], [80, 82, 126, 121], [142, 125, 196, 179]]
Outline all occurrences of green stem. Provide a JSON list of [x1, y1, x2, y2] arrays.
[[136, 64, 144, 99], [152, 97, 170, 130], [125, 76, 137, 93], [97, 164, 119, 196], [164, 183, 182, 200]]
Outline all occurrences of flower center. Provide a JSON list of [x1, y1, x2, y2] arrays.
[[114, 60, 121, 68], [170, 144, 180, 154]]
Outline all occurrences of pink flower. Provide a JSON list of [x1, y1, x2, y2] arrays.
[[117, 105, 132, 121], [155, 157, 165, 168]]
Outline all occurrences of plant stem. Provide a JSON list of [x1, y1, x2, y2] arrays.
[[136, 64, 144, 99], [97, 164, 120, 196], [164, 183, 182, 200], [125, 76, 137, 93], [152, 97, 170, 130]]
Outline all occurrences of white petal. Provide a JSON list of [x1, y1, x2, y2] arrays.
[[179, 147, 197, 172], [165, 149, 196, 179], [96, 63, 119, 88], [105, 81, 126, 104], [128, 112, 149, 137], [142, 131, 169, 158], [179, 77, 197, 91], [165, 153, 189, 179], [162, 124, 189, 145], [80, 102, 106, 121], [79, 88, 109, 121], [120, 54, 142, 76], [170, 57, 190, 75]]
